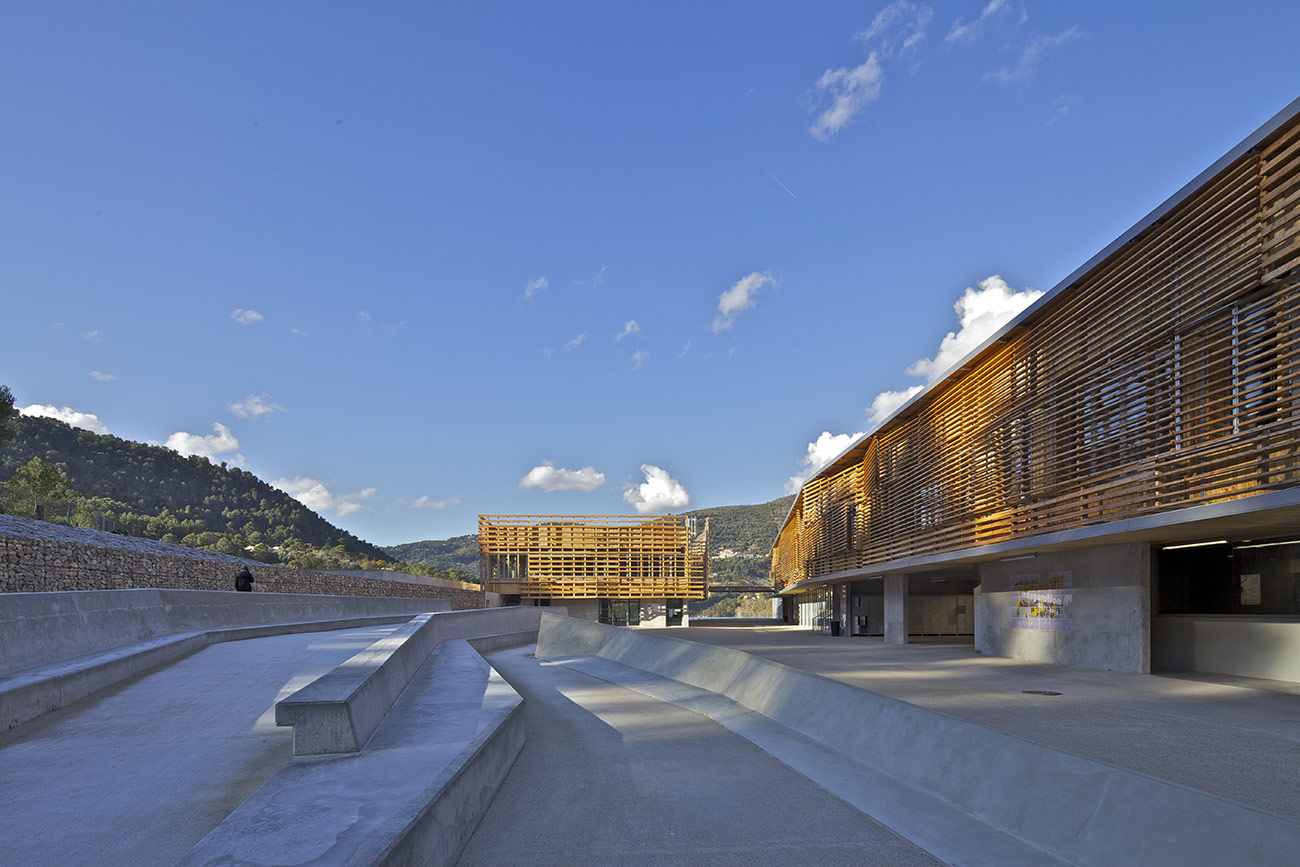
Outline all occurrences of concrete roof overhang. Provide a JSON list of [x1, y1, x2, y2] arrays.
[[777, 486, 1300, 595]]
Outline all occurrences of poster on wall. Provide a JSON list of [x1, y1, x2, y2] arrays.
[[1240, 574, 1261, 606], [1010, 571, 1073, 631]]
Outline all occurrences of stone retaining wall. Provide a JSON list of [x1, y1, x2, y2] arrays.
[[0, 516, 483, 610]]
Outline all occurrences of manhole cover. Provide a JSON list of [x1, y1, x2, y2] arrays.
[[1022, 689, 1063, 696]]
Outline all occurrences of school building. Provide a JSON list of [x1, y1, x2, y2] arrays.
[[772, 97, 1300, 683]]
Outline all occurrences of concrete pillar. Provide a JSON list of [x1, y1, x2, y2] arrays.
[[830, 583, 844, 637], [884, 574, 909, 645]]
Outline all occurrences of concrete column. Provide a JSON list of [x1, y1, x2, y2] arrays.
[[884, 574, 909, 645]]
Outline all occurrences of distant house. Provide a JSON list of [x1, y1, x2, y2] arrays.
[[773, 96, 1300, 683], [479, 514, 709, 626]]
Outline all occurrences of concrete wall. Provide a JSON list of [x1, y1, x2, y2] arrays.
[[0, 518, 484, 610], [1152, 615, 1300, 682], [556, 598, 599, 621], [976, 542, 1150, 673], [516, 597, 686, 626], [320, 568, 481, 592], [0, 588, 448, 674]]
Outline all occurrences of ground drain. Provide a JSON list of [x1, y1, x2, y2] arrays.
[[1022, 689, 1063, 696]]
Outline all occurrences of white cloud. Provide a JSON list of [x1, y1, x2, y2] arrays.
[[786, 430, 866, 493], [408, 495, 460, 510], [678, 340, 692, 358], [861, 274, 1042, 428], [564, 331, 589, 351], [525, 276, 549, 299], [623, 464, 691, 514], [592, 266, 608, 288], [291, 327, 308, 337], [866, 385, 926, 425], [615, 320, 640, 342], [946, 0, 1010, 45], [89, 370, 117, 382], [988, 25, 1083, 85], [519, 461, 606, 493], [84, 329, 103, 342], [231, 308, 263, 325], [229, 393, 284, 419], [859, 1, 933, 56], [165, 422, 239, 460], [808, 2, 934, 141], [630, 349, 649, 369], [712, 271, 774, 332], [808, 53, 884, 141], [272, 476, 377, 516], [1046, 94, 1074, 127], [358, 310, 372, 322], [905, 275, 1042, 381], [19, 404, 109, 435]]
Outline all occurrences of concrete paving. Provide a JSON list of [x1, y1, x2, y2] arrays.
[[181, 638, 525, 867], [459, 644, 942, 867], [0, 622, 399, 867], [651, 627, 1300, 823]]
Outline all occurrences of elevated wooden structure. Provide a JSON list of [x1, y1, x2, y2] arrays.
[[480, 514, 709, 600], [774, 99, 1300, 592]]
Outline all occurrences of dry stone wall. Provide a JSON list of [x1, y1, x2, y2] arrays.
[[0, 515, 484, 611]]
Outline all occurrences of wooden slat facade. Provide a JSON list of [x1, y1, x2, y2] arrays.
[[480, 514, 709, 599], [773, 105, 1300, 592]]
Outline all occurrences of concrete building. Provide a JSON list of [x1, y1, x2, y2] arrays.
[[479, 514, 709, 626], [772, 96, 1300, 682]]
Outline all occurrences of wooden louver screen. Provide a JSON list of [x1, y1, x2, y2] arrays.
[[479, 514, 709, 599], [773, 110, 1300, 591]]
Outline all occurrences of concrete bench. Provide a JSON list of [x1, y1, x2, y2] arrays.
[[276, 606, 560, 755], [180, 638, 526, 867]]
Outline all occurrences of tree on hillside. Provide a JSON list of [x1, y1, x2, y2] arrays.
[[0, 385, 14, 448], [4, 456, 77, 520]]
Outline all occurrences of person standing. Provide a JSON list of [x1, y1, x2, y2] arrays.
[[235, 566, 255, 592]]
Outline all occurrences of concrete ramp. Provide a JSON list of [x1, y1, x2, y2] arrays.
[[180, 638, 524, 867], [537, 613, 1300, 867], [0, 589, 449, 731], [182, 607, 564, 867]]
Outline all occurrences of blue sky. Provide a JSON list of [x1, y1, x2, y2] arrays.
[[4, 2, 1299, 546]]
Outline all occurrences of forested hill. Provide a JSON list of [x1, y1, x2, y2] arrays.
[[383, 534, 480, 577], [0, 414, 390, 566], [684, 495, 794, 555], [386, 494, 797, 587]]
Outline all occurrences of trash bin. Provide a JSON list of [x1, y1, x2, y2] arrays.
[[829, 621, 841, 636]]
